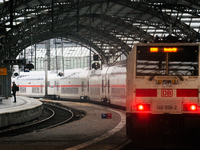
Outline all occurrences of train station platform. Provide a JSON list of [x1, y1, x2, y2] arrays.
[[0, 96, 43, 128]]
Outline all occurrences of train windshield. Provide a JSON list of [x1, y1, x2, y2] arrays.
[[136, 45, 198, 76]]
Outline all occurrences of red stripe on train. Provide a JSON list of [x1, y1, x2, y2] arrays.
[[89, 85, 102, 87], [61, 85, 82, 87], [110, 85, 126, 88], [177, 89, 198, 97], [136, 89, 157, 97], [19, 85, 44, 87]]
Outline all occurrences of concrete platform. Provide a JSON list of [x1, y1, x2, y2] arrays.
[[0, 96, 43, 128]]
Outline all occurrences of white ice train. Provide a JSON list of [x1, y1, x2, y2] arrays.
[[126, 43, 200, 144], [13, 62, 126, 107]]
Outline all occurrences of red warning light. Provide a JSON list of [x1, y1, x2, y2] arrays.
[[190, 105, 197, 111], [136, 104, 151, 111], [138, 105, 144, 111], [183, 104, 197, 111]]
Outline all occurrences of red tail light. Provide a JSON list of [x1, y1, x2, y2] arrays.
[[183, 104, 197, 111], [136, 104, 151, 111]]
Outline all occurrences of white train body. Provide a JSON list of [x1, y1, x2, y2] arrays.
[[126, 43, 200, 139], [13, 64, 126, 107], [59, 69, 90, 100], [15, 71, 45, 97]]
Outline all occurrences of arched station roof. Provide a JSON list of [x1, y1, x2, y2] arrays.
[[0, 0, 200, 64]]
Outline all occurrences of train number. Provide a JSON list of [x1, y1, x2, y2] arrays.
[[157, 105, 177, 110]]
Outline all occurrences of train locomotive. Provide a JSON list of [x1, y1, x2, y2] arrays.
[[13, 62, 126, 107], [126, 43, 200, 145]]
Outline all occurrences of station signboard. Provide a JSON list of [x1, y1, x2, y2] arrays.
[[0, 67, 7, 75]]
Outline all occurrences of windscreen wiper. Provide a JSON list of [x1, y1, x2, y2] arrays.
[[178, 75, 184, 81], [149, 76, 155, 81]]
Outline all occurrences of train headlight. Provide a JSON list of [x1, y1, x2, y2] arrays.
[[136, 104, 151, 111], [183, 104, 197, 111]]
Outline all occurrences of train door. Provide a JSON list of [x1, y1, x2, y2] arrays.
[[81, 80, 84, 97], [106, 74, 110, 103], [81, 78, 86, 100], [54, 81, 57, 96], [101, 75, 110, 103], [102, 75, 105, 99], [89, 74, 101, 102], [81, 78, 90, 100], [54, 81, 60, 99]]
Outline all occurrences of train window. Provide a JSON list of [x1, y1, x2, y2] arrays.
[[136, 46, 198, 76], [90, 87, 100, 95], [20, 87, 26, 93], [32, 87, 39, 93], [61, 87, 78, 94], [111, 88, 125, 98]]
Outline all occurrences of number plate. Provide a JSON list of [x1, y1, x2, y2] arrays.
[[152, 100, 181, 114], [157, 105, 177, 111], [161, 89, 173, 97]]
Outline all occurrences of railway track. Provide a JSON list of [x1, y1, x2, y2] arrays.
[[0, 102, 85, 137]]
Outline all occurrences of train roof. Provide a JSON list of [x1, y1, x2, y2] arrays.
[[90, 65, 126, 76], [13, 61, 126, 81], [61, 68, 90, 79], [14, 70, 59, 80]]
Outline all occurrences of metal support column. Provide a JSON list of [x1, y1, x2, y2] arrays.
[[45, 40, 51, 70], [45, 55, 48, 97]]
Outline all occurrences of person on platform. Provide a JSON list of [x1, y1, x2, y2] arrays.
[[12, 82, 18, 103]]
